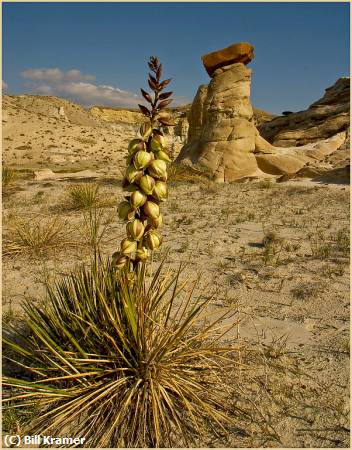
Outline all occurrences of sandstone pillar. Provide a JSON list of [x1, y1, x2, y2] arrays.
[[177, 62, 259, 182]]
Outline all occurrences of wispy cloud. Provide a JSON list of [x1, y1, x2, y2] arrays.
[[21, 67, 189, 108], [22, 68, 95, 83], [2, 80, 8, 90]]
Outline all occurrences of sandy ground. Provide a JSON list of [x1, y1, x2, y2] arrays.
[[2, 168, 350, 447], [2, 94, 350, 447]]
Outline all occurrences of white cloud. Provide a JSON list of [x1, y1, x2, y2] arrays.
[[20, 67, 189, 108], [21, 67, 142, 107], [2, 80, 8, 90], [22, 68, 95, 83]]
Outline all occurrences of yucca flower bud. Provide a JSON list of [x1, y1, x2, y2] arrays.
[[130, 190, 147, 209], [133, 150, 152, 170], [136, 246, 149, 261], [143, 200, 160, 219], [140, 122, 152, 139], [153, 181, 168, 202], [121, 238, 137, 255], [118, 201, 133, 220], [145, 230, 162, 251], [123, 183, 139, 193], [150, 137, 163, 152], [112, 252, 129, 269], [139, 174, 155, 195], [148, 159, 167, 180], [126, 165, 143, 184], [126, 219, 145, 241], [156, 150, 171, 163], [148, 214, 163, 229], [153, 132, 166, 148], [128, 139, 145, 155]]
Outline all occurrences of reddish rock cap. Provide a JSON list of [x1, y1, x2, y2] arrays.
[[202, 42, 255, 77]]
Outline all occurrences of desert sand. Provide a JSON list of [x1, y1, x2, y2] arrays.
[[2, 89, 350, 447]]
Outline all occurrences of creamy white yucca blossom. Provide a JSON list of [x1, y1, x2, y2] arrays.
[[114, 56, 174, 271]]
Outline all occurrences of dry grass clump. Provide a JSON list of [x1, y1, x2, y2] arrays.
[[80, 207, 117, 252], [74, 136, 97, 145], [291, 281, 323, 300], [309, 227, 350, 260], [262, 229, 285, 266], [3, 259, 240, 447], [256, 178, 274, 189], [169, 163, 209, 184], [65, 183, 114, 210], [3, 216, 77, 258], [2, 167, 16, 189]]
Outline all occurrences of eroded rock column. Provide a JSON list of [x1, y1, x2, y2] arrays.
[[177, 43, 259, 182]]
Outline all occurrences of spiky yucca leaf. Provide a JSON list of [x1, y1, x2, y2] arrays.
[[3, 259, 240, 447]]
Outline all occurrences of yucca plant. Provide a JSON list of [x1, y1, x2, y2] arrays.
[[2, 57, 241, 448], [3, 258, 239, 447]]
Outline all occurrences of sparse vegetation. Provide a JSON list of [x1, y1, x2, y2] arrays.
[[81, 207, 116, 252], [262, 229, 285, 265], [3, 216, 77, 258], [74, 136, 97, 145], [65, 183, 114, 210], [2, 167, 16, 188], [256, 178, 274, 189], [309, 227, 350, 260], [169, 163, 208, 183], [291, 281, 323, 300]]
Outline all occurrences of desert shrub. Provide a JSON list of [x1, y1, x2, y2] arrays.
[[74, 136, 97, 145], [3, 259, 238, 447], [168, 163, 208, 184], [333, 227, 350, 257], [309, 227, 350, 260], [65, 183, 114, 210], [291, 282, 323, 300], [256, 179, 273, 189], [67, 183, 100, 209], [3, 216, 77, 258], [2, 167, 16, 188], [262, 229, 284, 265]]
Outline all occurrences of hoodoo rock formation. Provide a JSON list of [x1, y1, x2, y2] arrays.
[[177, 42, 349, 182], [177, 53, 259, 181]]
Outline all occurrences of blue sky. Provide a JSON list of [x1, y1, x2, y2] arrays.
[[2, 2, 350, 114]]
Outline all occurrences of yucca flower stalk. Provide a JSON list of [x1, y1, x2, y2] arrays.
[[115, 56, 175, 272]]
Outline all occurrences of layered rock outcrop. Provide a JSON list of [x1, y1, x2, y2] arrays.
[[259, 77, 350, 147]]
